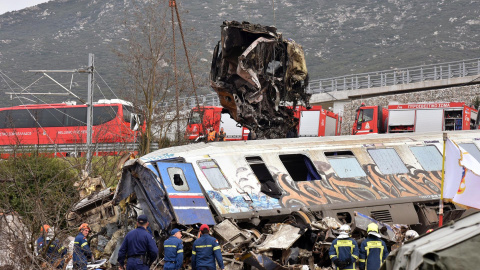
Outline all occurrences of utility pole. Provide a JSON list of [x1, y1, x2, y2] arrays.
[[28, 53, 95, 175], [85, 53, 94, 174]]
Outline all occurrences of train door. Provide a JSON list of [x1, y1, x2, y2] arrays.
[[156, 162, 215, 225]]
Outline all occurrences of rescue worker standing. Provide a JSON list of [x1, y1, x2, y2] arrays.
[[163, 228, 184, 270], [117, 215, 159, 270], [192, 224, 224, 270], [329, 224, 359, 270], [73, 223, 93, 270], [359, 223, 388, 270], [217, 128, 226, 141], [207, 127, 217, 142]]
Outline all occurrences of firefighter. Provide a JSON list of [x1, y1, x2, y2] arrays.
[[117, 215, 159, 270], [163, 228, 184, 270], [192, 224, 224, 270], [45, 227, 68, 269], [36, 224, 50, 255], [329, 224, 359, 270], [359, 223, 388, 270], [217, 127, 226, 141], [207, 127, 217, 142], [73, 223, 93, 270]]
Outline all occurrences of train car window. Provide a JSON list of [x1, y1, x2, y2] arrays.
[[246, 156, 282, 198], [279, 154, 321, 181], [410, 145, 442, 171], [198, 160, 231, 189], [368, 148, 408, 174], [188, 111, 202, 124], [39, 108, 65, 127], [64, 107, 87, 126], [167, 167, 190, 191], [0, 111, 6, 128], [6, 109, 35, 128], [459, 143, 480, 163], [123, 105, 133, 123], [325, 151, 366, 178], [93, 106, 118, 125]]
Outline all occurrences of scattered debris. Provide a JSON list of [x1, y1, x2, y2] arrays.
[[210, 20, 310, 139]]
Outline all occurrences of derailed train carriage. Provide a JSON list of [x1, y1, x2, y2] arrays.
[[112, 130, 478, 269]]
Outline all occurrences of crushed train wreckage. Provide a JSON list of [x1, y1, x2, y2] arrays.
[[210, 21, 310, 139], [64, 131, 477, 269]]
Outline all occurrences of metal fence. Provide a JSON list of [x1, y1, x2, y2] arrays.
[[307, 58, 480, 94], [0, 142, 159, 155], [159, 58, 480, 107]]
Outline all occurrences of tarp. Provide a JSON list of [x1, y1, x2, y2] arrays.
[[380, 211, 480, 270]]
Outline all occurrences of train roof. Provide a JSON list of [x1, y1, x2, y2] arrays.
[[140, 130, 480, 163]]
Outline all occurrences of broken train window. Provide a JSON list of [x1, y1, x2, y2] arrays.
[[246, 156, 282, 199], [410, 145, 442, 171], [198, 160, 231, 190], [368, 148, 408, 175], [167, 167, 190, 191], [325, 151, 366, 178], [279, 154, 321, 181]]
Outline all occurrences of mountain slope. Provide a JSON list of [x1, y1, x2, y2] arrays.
[[0, 0, 479, 107]]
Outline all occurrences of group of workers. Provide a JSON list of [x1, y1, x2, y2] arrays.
[[37, 215, 224, 270], [117, 215, 224, 270], [38, 217, 419, 270], [207, 127, 226, 142], [329, 223, 420, 270]]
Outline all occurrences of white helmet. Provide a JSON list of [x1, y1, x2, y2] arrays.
[[405, 230, 419, 241], [338, 224, 351, 239]]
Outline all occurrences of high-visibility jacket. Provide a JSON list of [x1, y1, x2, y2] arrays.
[[207, 130, 217, 142], [192, 234, 224, 270], [359, 235, 389, 270], [329, 237, 359, 270], [218, 131, 226, 141], [163, 236, 184, 270]]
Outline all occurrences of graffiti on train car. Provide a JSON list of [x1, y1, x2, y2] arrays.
[[202, 162, 442, 213], [279, 164, 441, 207]]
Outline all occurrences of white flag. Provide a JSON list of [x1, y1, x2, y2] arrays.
[[443, 138, 480, 209], [443, 138, 464, 200], [453, 147, 480, 209]]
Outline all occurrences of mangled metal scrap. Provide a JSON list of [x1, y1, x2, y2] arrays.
[[210, 20, 310, 139]]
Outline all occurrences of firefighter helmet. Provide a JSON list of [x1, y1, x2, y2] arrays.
[[338, 224, 351, 239], [405, 230, 419, 241], [40, 224, 50, 233], [78, 223, 91, 232]]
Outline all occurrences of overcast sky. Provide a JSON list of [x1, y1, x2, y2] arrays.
[[0, 0, 50, 15]]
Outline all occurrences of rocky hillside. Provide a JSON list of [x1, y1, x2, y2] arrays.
[[0, 0, 479, 107]]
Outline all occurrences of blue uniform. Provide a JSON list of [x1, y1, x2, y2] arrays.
[[329, 237, 359, 270], [359, 235, 389, 270], [163, 236, 184, 270], [36, 236, 46, 255], [118, 227, 159, 270], [73, 232, 92, 270], [46, 239, 67, 268], [192, 234, 224, 270]]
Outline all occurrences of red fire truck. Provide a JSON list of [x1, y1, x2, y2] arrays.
[[185, 105, 342, 141], [352, 102, 478, 135]]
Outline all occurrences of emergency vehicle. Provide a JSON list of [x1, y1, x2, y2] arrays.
[[185, 105, 342, 141], [352, 102, 478, 135]]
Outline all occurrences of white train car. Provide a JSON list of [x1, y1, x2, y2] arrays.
[[114, 130, 480, 234]]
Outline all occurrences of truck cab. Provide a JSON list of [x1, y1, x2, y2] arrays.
[[352, 105, 388, 135]]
